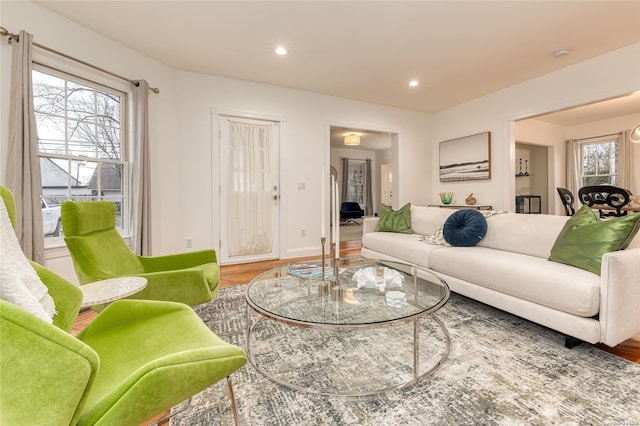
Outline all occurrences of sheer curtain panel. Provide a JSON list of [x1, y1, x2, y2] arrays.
[[227, 121, 273, 256], [565, 139, 580, 203], [365, 159, 373, 216], [619, 131, 631, 190], [6, 30, 44, 263]]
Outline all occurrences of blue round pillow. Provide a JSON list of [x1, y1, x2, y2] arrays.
[[442, 210, 488, 247]]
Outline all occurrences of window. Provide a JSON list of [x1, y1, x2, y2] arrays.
[[32, 68, 128, 240], [580, 137, 619, 187]]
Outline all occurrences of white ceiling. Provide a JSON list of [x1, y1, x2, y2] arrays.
[[34, 1, 640, 114], [32, 1, 640, 151]]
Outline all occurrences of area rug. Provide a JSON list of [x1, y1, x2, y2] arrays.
[[171, 285, 640, 425]]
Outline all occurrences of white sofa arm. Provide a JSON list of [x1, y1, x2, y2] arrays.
[[599, 247, 640, 347], [363, 217, 379, 235]]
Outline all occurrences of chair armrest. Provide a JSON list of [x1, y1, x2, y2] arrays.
[[134, 268, 217, 305], [0, 300, 99, 426], [30, 261, 82, 333], [137, 249, 217, 272], [599, 248, 640, 347]]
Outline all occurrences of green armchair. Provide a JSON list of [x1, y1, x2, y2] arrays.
[[61, 201, 219, 306], [0, 188, 247, 425]]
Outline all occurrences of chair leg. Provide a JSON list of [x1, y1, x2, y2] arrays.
[[227, 375, 241, 426], [149, 397, 192, 425]]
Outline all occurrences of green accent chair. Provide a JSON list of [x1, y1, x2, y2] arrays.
[[0, 188, 247, 425], [61, 201, 219, 306]]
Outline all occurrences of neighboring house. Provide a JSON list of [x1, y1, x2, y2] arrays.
[[39, 158, 89, 201], [87, 164, 122, 207]]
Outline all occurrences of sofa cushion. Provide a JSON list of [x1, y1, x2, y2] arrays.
[[376, 203, 412, 233], [409, 206, 455, 236], [548, 206, 640, 275], [443, 210, 488, 247], [477, 212, 569, 258], [429, 246, 601, 317], [361, 232, 444, 269]]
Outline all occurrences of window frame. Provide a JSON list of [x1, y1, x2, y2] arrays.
[[578, 135, 620, 187], [32, 63, 132, 247]]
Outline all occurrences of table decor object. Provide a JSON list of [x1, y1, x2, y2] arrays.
[[439, 192, 453, 205], [465, 193, 477, 205]]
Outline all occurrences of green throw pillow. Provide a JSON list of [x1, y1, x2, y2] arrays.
[[376, 203, 412, 234], [548, 205, 640, 275]]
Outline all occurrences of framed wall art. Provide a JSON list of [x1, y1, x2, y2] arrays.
[[439, 132, 491, 182]]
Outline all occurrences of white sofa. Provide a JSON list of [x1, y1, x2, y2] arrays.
[[361, 206, 640, 348]]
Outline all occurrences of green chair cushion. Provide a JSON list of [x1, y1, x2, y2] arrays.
[[76, 300, 247, 426], [61, 201, 116, 236], [548, 205, 640, 275], [376, 203, 412, 233]]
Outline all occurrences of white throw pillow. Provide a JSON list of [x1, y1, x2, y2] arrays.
[[0, 200, 56, 323]]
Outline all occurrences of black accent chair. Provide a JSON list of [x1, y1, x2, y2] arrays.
[[578, 185, 631, 218], [556, 187, 575, 216], [340, 201, 364, 225]]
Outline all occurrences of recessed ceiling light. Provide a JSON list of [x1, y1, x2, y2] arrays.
[[409, 80, 419, 87], [275, 47, 288, 56], [553, 48, 570, 58]]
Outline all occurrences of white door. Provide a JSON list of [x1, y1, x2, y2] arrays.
[[219, 117, 280, 264], [381, 162, 392, 205]]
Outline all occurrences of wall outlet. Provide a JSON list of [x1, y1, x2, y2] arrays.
[[186, 238, 192, 248], [300, 228, 306, 237]]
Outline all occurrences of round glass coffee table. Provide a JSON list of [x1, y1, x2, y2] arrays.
[[245, 257, 450, 397]]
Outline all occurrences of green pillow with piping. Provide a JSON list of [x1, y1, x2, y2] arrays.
[[548, 205, 640, 275], [376, 203, 412, 234]]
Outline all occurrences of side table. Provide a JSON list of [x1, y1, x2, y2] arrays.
[[80, 277, 148, 308]]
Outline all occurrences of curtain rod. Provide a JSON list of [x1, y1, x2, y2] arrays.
[[0, 26, 159, 94], [570, 132, 622, 142]]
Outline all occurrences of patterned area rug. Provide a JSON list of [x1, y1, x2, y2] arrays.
[[171, 285, 640, 425]]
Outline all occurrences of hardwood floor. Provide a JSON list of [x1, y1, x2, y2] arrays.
[[71, 238, 640, 425]]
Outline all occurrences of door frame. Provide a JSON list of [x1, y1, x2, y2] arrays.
[[211, 107, 287, 265], [325, 121, 402, 211]]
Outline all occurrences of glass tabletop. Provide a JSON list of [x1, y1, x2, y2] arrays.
[[245, 257, 449, 328]]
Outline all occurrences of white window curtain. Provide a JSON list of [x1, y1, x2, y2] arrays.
[[6, 30, 44, 263], [365, 159, 373, 216], [227, 121, 273, 256], [619, 130, 632, 190], [566, 139, 580, 202], [129, 80, 152, 255]]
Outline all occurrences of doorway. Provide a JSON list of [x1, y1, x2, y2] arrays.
[[515, 142, 550, 214], [328, 125, 398, 241]]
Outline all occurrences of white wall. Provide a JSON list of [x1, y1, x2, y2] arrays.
[[173, 70, 430, 259], [431, 42, 640, 212]]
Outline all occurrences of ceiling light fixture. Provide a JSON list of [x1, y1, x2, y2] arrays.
[[409, 80, 419, 87], [553, 48, 570, 58], [631, 125, 640, 143], [344, 133, 360, 146], [275, 47, 288, 56]]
